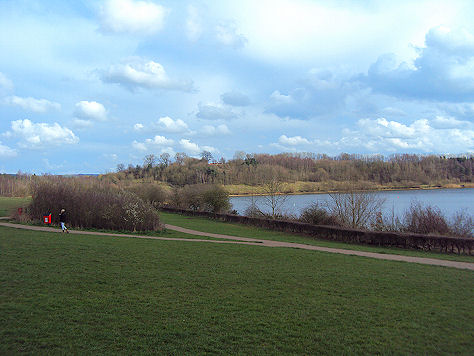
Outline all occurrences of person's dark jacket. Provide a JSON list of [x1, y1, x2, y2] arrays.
[[59, 212, 66, 223]]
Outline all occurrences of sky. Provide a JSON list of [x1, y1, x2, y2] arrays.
[[0, 0, 473, 174]]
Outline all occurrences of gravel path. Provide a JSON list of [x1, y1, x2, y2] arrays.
[[1, 221, 473, 271]]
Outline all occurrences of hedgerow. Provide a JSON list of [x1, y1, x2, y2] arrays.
[[28, 177, 160, 231]]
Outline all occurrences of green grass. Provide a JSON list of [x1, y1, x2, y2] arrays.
[[1, 226, 473, 354], [0, 196, 242, 243], [1, 221, 244, 243], [0, 196, 30, 217], [160, 211, 474, 263]]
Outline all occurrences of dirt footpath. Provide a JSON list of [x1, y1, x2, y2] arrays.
[[1, 221, 473, 271]]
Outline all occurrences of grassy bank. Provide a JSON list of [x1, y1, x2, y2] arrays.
[[1, 226, 473, 354], [160, 211, 474, 262], [224, 181, 474, 196]]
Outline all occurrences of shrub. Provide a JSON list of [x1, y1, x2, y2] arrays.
[[449, 210, 473, 238], [402, 202, 450, 236], [172, 185, 204, 211], [171, 184, 231, 214], [202, 185, 231, 213], [28, 177, 160, 231], [299, 203, 340, 226], [126, 183, 170, 208], [401, 202, 473, 238], [244, 200, 264, 218]]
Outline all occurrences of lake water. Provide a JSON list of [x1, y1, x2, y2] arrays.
[[230, 188, 474, 218]]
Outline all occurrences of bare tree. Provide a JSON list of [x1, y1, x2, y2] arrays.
[[327, 190, 385, 229], [260, 178, 288, 218], [143, 154, 156, 169], [200, 150, 213, 163], [174, 152, 188, 165], [116, 163, 125, 172], [159, 153, 171, 167]]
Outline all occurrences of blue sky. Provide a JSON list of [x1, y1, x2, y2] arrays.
[[0, 0, 473, 174]]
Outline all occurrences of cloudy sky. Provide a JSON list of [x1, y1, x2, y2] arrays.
[[1, 0, 474, 174]]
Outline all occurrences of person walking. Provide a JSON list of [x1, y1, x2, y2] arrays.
[[59, 209, 69, 233]]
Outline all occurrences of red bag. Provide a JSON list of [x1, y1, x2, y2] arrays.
[[43, 214, 52, 224]]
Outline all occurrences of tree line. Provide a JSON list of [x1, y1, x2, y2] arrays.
[[109, 152, 473, 187]]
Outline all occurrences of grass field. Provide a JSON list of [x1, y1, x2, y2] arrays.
[[0, 196, 30, 217], [1, 226, 473, 354], [160, 212, 474, 263], [1, 196, 473, 262]]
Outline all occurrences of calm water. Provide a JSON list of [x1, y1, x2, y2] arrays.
[[230, 188, 474, 218]]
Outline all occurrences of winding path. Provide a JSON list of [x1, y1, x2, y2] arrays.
[[1, 220, 473, 271]]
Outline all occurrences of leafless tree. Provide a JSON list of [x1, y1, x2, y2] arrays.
[[260, 178, 288, 218], [200, 150, 213, 162], [159, 153, 171, 167], [143, 154, 156, 169], [327, 190, 385, 229]]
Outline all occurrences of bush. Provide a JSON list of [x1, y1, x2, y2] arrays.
[[126, 183, 170, 208], [202, 185, 231, 213], [244, 201, 264, 218], [450, 210, 473, 238], [299, 203, 340, 226], [401, 202, 473, 238], [28, 177, 160, 231], [402, 202, 450, 236], [171, 184, 231, 214]]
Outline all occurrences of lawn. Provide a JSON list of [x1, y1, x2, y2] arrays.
[[160, 211, 474, 263], [0, 196, 30, 217], [1, 226, 473, 354]]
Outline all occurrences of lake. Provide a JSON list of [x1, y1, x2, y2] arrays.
[[230, 188, 474, 218]]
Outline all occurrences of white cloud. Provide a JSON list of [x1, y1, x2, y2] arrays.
[[270, 90, 294, 104], [215, 21, 247, 48], [266, 70, 354, 119], [440, 102, 474, 118], [145, 135, 174, 146], [0, 72, 13, 93], [380, 107, 407, 117], [41, 158, 64, 171], [134, 123, 144, 131], [365, 26, 474, 101], [155, 116, 189, 133], [179, 139, 217, 156], [133, 135, 174, 151], [4, 96, 61, 113], [0, 142, 17, 158], [431, 116, 472, 129], [357, 118, 418, 138], [224, 0, 459, 69], [74, 101, 107, 121], [352, 117, 474, 153], [100, 0, 167, 35], [9, 119, 79, 148], [103, 59, 194, 92], [221, 91, 251, 106], [132, 140, 147, 151], [72, 119, 94, 129], [197, 103, 237, 120], [272, 116, 473, 154], [103, 153, 118, 161], [425, 25, 474, 56], [179, 139, 200, 155], [186, 5, 202, 41], [200, 124, 231, 136], [278, 135, 310, 145]]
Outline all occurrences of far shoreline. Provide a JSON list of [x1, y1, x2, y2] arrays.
[[228, 183, 474, 197]]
